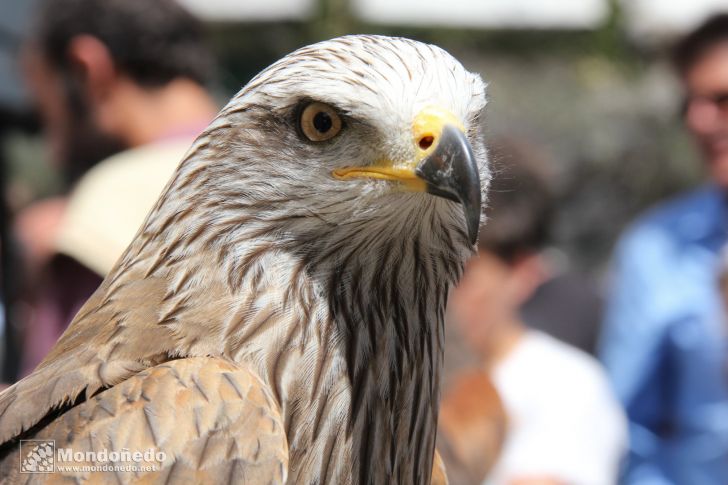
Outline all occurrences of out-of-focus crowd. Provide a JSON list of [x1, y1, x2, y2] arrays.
[[3, 1, 728, 484]]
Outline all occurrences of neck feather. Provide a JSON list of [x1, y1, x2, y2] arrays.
[[110, 147, 471, 484]]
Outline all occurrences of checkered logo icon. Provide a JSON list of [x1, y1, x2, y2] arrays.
[[19, 440, 55, 473]]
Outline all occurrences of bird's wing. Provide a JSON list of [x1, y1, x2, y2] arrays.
[[0, 357, 288, 484], [0, 257, 234, 445]]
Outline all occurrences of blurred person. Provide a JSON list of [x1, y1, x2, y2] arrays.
[[448, 153, 626, 485], [719, 246, 728, 311], [508, 141, 605, 356], [599, 14, 728, 485], [15, 0, 218, 375], [520, 262, 604, 355]]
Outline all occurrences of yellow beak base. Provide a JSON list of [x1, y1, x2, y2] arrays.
[[331, 106, 465, 192]]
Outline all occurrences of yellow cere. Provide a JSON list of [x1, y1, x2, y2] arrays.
[[332, 105, 465, 193], [411, 105, 466, 160]]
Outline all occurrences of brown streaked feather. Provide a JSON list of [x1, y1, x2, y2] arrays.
[[0, 357, 288, 484], [0, 245, 237, 446]]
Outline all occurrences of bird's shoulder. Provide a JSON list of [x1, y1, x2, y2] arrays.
[[0, 357, 288, 484]]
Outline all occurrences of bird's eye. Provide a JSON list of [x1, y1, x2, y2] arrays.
[[299, 102, 342, 142]]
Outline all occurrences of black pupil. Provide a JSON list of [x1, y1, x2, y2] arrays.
[[313, 111, 333, 133]]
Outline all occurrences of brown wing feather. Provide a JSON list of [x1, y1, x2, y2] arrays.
[[0, 273, 167, 445], [0, 248, 233, 446], [0, 357, 288, 484]]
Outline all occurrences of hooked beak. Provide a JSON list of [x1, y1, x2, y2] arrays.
[[332, 106, 482, 245], [415, 124, 481, 245]]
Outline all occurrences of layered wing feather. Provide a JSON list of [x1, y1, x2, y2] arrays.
[[0, 357, 288, 484]]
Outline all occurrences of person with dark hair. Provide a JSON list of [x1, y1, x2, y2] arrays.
[[13, 0, 218, 375], [447, 153, 626, 485], [26, 0, 215, 185], [600, 14, 728, 484]]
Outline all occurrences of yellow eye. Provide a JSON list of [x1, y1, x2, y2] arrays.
[[299, 102, 342, 142]]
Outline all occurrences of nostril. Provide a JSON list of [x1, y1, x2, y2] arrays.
[[419, 135, 434, 150]]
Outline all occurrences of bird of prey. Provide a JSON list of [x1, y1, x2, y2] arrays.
[[0, 35, 488, 484]]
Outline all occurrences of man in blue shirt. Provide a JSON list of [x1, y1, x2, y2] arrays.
[[601, 15, 728, 485]]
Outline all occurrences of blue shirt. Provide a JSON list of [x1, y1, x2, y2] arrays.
[[600, 185, 728, 485]]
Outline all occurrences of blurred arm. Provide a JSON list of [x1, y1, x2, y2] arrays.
[[437, 369, 507, 485], [599, 224, 674, 482]]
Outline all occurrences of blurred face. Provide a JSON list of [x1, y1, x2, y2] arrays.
[[449, 251, 520, 343], [683, 41, 728, 188], [23, 48, 71, 168], [22, 47, 126, 183]]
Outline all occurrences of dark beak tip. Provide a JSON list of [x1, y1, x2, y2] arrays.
[[467, 215, 480, 245], [417, 124, 482, 247]]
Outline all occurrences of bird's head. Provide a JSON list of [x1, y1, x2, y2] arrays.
[[169, 35, 489, 268], [124, 39, 488, 461]]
